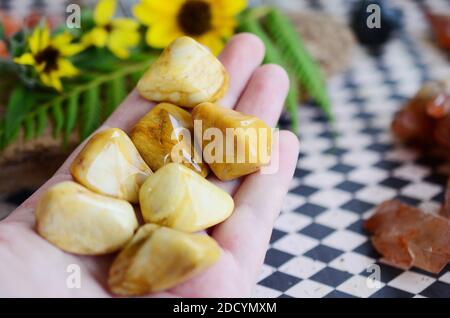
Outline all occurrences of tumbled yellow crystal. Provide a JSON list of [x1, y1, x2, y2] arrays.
[[131, 103, 209, 177], [137, 36, 228, 108], [36, 181, 138, 255], [192, 102, 273, 181], [70, 128, 152, 203], [139, 163, 234, 232], [108, 224, 220, 295]]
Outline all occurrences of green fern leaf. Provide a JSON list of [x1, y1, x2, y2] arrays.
[[265, 8, 332, 119], [2, 86, 34, 147], [35, 108, 47, 137], [131, 70, 145, 86], [80, 86, 100, 140], [105, 76, 126, 118], [64, 93, 79, 143], [24, 117, 35, 141], [239, 17, 299, 133], [51, 100, 64, 137], [0, 56, 157, 150]]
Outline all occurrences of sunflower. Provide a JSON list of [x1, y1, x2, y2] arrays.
[[133, 0, 247, 55], [13, 24, 84, 91], [82, 0, 140, 59]]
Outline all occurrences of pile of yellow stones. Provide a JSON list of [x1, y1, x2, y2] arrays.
[[35, 37, 273, 295]]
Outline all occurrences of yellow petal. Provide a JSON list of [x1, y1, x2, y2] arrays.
[[39, 24, 51, 52], [14, 53, 36, 65], [111, 18, 139, 31], [211, 0, 247, 15], [107, 43, 129, 59], [40, 73, 52, 87], [212, 16, 236, 38], [40, 72, 62, 91], [59, 43, 86, 57], [83, 27, 109, 48], [132, 1, 179, 26], [110, 29, 140, 47], [106, 28, 140, 59], [140, 0, 183, 14], [56, 59, 79, 77], [28, 27, 41, 54], [52, 32, 85, 56], [94, 0, 116, 26], [35, 62, 46, 73], [52, 32, 73, 48], [197, 33, 224, 56], [50, 74, 63, 91], [145, 23, 182, 48]]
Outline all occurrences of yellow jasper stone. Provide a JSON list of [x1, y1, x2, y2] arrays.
[[131, 103, 209, 177], [71, 128, 152, 203], [36, 181, 138, 255], [192, 102, 273, 181], [137, 36, 228, 108], [139, 163, 234, 232], [108, 224, 220, 295]]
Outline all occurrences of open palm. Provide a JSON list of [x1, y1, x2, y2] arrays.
[[0, 34, 299, 297]]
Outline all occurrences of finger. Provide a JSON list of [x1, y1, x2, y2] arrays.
[[235, 64, 289, 126], [211, 131, 300, 286], [219, 33, 265, 108], [207, 64, 289, 195]]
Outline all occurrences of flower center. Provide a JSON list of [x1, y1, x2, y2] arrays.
[[35, 46, 60, 73], [177, 0, 212, 36], [104, 23, 113, 33]]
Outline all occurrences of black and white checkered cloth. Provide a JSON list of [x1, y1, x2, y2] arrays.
[[1, 0, 450, 298], [252, 0, 450, 298]]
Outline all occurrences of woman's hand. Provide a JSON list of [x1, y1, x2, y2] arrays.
[[0, 33, 300, 297]]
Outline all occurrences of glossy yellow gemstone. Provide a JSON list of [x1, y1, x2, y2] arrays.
[[36, 181, 138, 255], [70, 128, 152, 203], [131, 103, 209, 177], [192, 102, 273, 181], [139, 163, 234, 232], [137, 36, 228, 108], [108, 224, 220, 295]]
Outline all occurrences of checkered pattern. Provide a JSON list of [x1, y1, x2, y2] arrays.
[[1, 0, 449, 298], [252, 0, 450, 298]]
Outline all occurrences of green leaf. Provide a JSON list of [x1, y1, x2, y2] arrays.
[[239, 17, 299, 133], [8, 30, 27, 58], [74, 48, 122, 72], [51, 100, 64, 137], [2, 86, 34, 147], [24, 117, 35, 141], [0, 23, 5, 41], [0, 56, 156, 149], [265, 8, 332, 120], [35, 108, 48, 137], [80, 86, 100, 140], [105, 76, 126, 118], [64, 93, 79, 143], [131, 69, 145, 86]]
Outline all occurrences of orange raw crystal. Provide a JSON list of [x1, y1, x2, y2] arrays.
[[365, 200, 450, 273]]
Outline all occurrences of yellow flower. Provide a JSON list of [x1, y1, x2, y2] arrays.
[[133, 0, 247, 55], [14, 25, 84, 91], [82, 0, 140, 59]]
